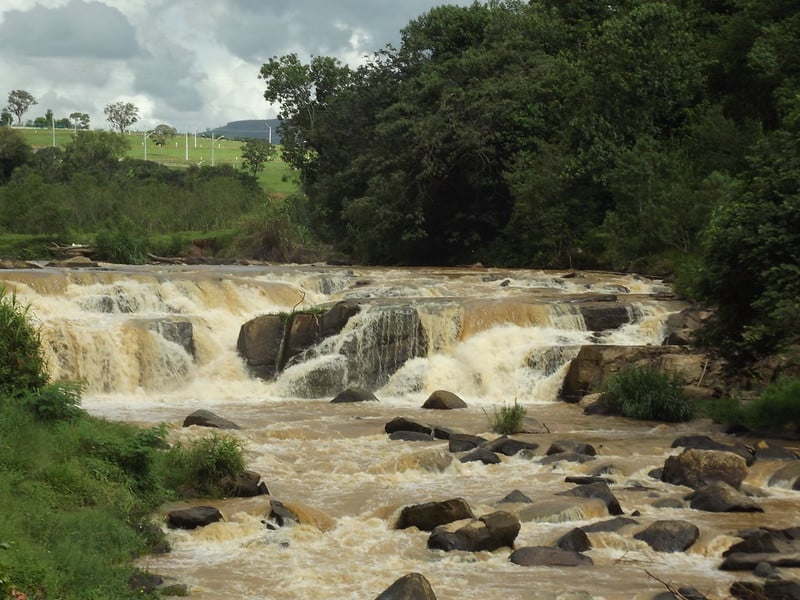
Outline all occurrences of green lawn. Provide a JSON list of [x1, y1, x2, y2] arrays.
[[16, 128, 298, 197]]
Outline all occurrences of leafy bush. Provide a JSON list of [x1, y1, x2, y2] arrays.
[[22, 382, 83, 422], [0, 287, 48, 399], [604, 365, 692, 422], [162, 433, 246, 496], [94, 217, 149, 264], [488, 401, 527, 434], [739, 377, 800, 431]]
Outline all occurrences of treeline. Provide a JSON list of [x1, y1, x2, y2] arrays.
[[263, 0, 799, 363], [0, 128, 315, 262]]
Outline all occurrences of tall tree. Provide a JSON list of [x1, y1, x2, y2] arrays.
[[69, 112, 90, 131], [104, 101, 139, 134], [6, 90, 37, 126]]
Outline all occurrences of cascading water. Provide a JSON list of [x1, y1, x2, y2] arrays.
[[1, 264, 798, 600]]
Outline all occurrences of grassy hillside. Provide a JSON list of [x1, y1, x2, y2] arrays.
[[15, 128, 298, 197]]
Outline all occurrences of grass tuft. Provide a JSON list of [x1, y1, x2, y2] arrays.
[[603, 365, 692, 422], [488, 400, 527, 434]]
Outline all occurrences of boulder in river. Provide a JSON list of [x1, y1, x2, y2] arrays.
[[374, 572, 437, 600], [687, 481, 764, 513], [331, 387, 378, 403], [395, 498, 475, 531], [509, 546, 593, 567], [427, 511, 520, 552], [182, 409, 240, 430], [167, 506, 222, 529], [661, 448, 748, 490], [421, 390, 467, 409], [633, 520, 700, 552]]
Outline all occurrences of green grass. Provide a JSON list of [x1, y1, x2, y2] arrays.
[[14, 127, 298, 197], [603, 365, 692, 422], [487, 401, 527, 434], [697, 377, 800, 434]]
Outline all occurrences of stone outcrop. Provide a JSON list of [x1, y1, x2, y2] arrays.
[[687, 481, 764, 513], [509, 546, 593, 567], [220, 470, 269, 497], [561, 345, 723, 401], [331, 387, 378, 403], [556, 482, 623, 516]]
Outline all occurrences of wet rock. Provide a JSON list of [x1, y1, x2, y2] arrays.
[[730, 581, 768, 600], [519, 416, 551, 434], [266, 499, 299, 529], [556, 482, 623, 516], [389, 431, 435, 442], [149, 318, 195, 357], [540, 452, 596, 466], [431, 426, 458, 440], [220, 470, 269, 497], [509, 546, 593, 567], [653, 587, 708, 600], [374, 572, 437, 600], [167, 506, 222, 529], [396, 498, 474, 531], [331, 387, 378, 403], [236, 314, 285, 379], [565, 476, 614, 485], [182, 409, 240, 430], [385, 417, 432, 436], [460, 448, 501, 465], [661, 448, 748, 490], [483, 436, 539, 456], [428, 511, 520, 552], [448, 433, 487, 453], [753, 440, 799, 461], [0, 258, 40, 269], [517, 498, 607, 524], [580, 302, 629, 332], [421, 390, 467, 409], [722, 553, 800, 571], [547, 440, 597, 457], [765, 579, 800, 599], [500, 490, 532, 504], [768, 461, 800, 489], [671, 435, 754, 465], [582, 516, 639, 533], [723, 527, 800, 556], [653, 498, 687, 509], [687, 481, 764, 513], [556, 528, 592, 552], [633, 520, 700, 552], [47, 256, 100, 268], [128, 571, 163, 594], [753, 561, 781, 579]]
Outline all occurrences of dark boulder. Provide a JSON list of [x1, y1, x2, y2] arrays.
[[540, 452, 596, 466], [236, 314, 285, 379], [396, 498, 474, 531], [556, 482, 623, 516], [167, 506, 222, 529], [687, 481, 764, 513], [220, 470, 269, 497], [653, 587, 708, 600], [633, 520, 699, 552], [483, 436, 539, 456], [459, 448, 501, 465], [182, 409, 240, 430], [509, 546, 593, 567], [582, 517, 639, 533], [723, 528, 800, 556], [374, 573, 437, 600], [448, 433, 487, 453], [421, 390, 467, 409], [331, 387, 378, 403], [385, 417, 432, 436], [722, 553, 800, 571], [547, 440, 597, 457], [671, 435, 754, 465], [556, 528, 592, 552], [565, 476, 614, 485], [265, 499, 299, 529], [500, 490, 532, 504], [389, 431, 435, 442], [428, 511, 520, 552]]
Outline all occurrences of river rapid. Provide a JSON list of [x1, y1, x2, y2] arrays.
[[1, 264, 798, 600]]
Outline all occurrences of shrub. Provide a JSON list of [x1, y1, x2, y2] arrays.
[[22, 382, 83, 422], [740, 377, 800, 431], [0, 287, 48, 399], [94, 217, 149, 264], [604, 365, 692, 422], [161, 433, 246, 496], [488, 401, 527, 434]]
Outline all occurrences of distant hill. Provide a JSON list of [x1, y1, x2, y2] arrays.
[[207, 119, 281, 142]]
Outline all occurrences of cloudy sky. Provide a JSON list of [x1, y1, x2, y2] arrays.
[[0, 0, 471, 132]]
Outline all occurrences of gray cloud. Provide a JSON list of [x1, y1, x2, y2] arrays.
[[132, 46, 205, 112], [0, 0, 140, 59]]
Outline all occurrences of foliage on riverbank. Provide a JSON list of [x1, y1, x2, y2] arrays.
[[603, 365, 693, 423], [0, 289, 246, 599]]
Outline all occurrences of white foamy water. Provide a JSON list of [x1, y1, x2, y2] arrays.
[[1, 264, 798, 600]]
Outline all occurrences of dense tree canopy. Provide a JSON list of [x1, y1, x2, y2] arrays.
[[259, 0, 800, 359], [104, 101, 139, 133]]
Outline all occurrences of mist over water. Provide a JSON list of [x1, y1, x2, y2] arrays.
[[2, 264, 797, 599]]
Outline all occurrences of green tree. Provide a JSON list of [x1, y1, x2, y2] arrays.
[[104, 101, 139, 133], [696, 130, 800, 362], [0, 109, 12, 126], [240, 138, 275, 175], [69, 111, 90, 130], [151, 123, 177, 148], [6, 89, 37, 125], [0, 126, 32, 182]]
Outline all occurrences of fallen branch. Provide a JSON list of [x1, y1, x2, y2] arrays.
[[644, 569, 689, 600]]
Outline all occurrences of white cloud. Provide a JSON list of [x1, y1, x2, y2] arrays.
[[0, 0, 473, 131]]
